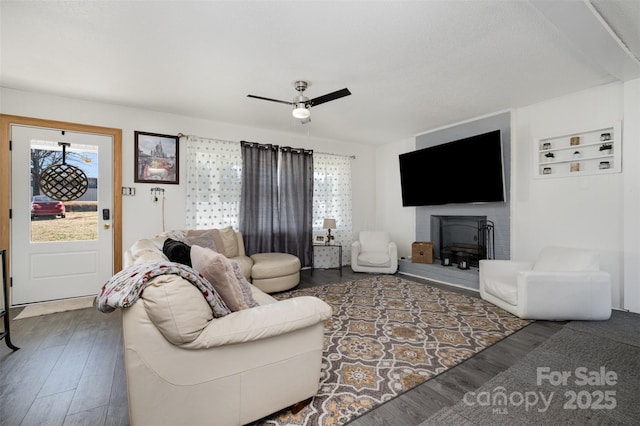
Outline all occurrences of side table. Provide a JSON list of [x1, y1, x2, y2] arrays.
[[311, 244, 343, 276]]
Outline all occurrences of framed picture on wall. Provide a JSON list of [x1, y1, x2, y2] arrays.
[[134, 131, 179, 184]]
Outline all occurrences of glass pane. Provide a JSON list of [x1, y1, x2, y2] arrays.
[[30, 140, 99, 242]]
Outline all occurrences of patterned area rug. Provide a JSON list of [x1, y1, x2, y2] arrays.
[[256, 275, 531, 426]]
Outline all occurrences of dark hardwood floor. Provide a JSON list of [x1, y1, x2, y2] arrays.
[[0, 268, 566, 425]]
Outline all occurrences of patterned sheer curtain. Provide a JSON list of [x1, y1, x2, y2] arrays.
[[278, 147, 314, 267], [239, 141, 280, 255], [185, 135, 242, 229], [313, 153, 353, 266]]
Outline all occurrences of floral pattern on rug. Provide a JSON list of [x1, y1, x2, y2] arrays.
[[255, 275, 531, 426]]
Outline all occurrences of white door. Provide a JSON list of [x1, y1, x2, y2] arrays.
[[10, 125, 113, 305]]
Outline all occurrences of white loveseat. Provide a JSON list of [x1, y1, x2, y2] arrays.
[[122, 237, 332, 425], [479, 246, 612, 320]]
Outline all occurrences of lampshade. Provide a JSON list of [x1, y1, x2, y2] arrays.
[[323, 218, 336, 229], [292, 103, 310, 119]]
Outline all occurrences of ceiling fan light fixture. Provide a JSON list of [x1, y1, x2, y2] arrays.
[[292, 103, 310, 119]]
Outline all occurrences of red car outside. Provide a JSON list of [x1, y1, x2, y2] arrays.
[[31, 195, 66, 219]]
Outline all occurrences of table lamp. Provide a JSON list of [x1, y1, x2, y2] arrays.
[[323, 218, 336, 245]]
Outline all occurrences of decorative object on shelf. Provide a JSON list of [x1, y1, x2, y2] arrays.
[[535, 123, 620, 178], [135, 131, 179, 184], [323, 218, 336, 245], [441, 249, 452, 266], [39, 142, 89, 201], [599, 143, 613, 155], [457, 251, 470, 270], [315, 235, 325, 244]]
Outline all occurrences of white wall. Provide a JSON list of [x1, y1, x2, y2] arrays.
[[512, 83, 625, 308], [378, 80, 640, 311], [1, 88, 376, 256], [623, 78, 640, 313], [375, 137, 415, 258]]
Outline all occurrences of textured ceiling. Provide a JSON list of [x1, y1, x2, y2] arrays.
[[592, 0, 640, 61], [1, 1, 638, 145]]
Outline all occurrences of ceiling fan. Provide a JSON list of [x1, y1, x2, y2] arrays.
[[247, 81, 351, 123]]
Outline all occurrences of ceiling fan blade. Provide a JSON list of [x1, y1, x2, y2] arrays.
[[307, 88, 351, 107], [247, 94, 293, 105]]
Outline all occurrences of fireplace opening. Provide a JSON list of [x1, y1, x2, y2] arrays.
[[430, 216, 495, 267]]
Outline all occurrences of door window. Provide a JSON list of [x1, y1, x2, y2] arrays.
[[30, 140, 99, 242]]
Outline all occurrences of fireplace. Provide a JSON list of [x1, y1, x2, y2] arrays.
[[430, 216, 495, 267]]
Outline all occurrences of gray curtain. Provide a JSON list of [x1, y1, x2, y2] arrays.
[[278, 147, 314, 267], [239, 141, 279, 255]]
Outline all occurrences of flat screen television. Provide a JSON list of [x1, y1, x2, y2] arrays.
[[399, 130, 505, 206]]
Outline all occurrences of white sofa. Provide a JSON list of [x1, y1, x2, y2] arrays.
[[351, 231, 398, 274], [479, 246, 612, 320], [122, 237, 332, 425]]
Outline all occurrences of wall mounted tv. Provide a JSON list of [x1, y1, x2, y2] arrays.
[[399, 130, 505, 206]]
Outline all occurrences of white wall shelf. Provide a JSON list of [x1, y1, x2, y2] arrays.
[[534, 122, 621, 178]]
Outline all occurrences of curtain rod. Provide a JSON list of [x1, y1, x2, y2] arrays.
[[315, 151, 356, 159], [178, 133, 356, 159]]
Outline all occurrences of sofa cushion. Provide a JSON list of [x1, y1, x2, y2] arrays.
[[135, 251, 167, 264], [359, 231, 390, 253], [142, 274, 213, 345], [218, 226, 240, 258], [357, 251, 391, 267], [533, 247, 600, 272], [484, 277, 518, 306], [250, 253, 301, 279], [191, 245, 258, 311], [250, 285, 277, 305], [130, 239, 163, 259], [163, 238, 192, 267]]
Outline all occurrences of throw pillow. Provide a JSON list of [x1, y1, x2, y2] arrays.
[[157, 229, 187, 242], [230, 260, 259, 309], [163, 238, 192, 267], [218, 226, 240, 258], [186, 229, 219, 253], [191, 245, 257, 312]]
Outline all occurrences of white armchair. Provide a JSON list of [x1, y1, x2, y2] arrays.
[[479, 246, 611, 320], [351, 231, 398, 274]]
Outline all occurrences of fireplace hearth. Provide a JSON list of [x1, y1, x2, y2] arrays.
[[430, 216, 495, 267]]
